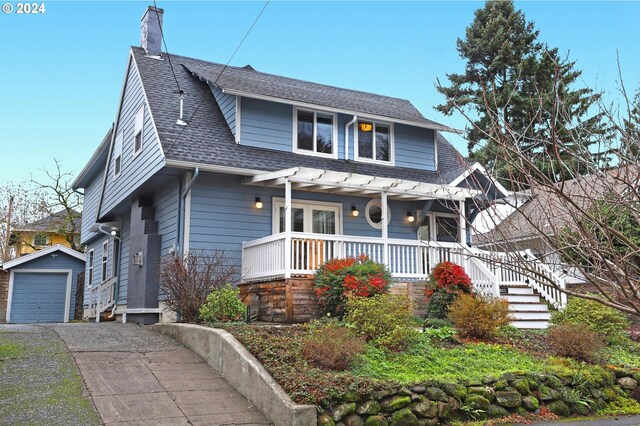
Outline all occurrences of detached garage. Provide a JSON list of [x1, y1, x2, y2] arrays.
[[3, 245, 85, 323]]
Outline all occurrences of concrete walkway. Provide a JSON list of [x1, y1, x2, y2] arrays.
[[51, 323, 270, 426]]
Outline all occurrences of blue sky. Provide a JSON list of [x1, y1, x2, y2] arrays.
[[0, 1, 638, 186]]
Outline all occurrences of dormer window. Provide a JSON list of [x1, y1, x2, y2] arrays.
[[113, 131, 123, 178], [133, 105, 144, 156], [294, 108, 337, 158], [356, 120, 393, 164]]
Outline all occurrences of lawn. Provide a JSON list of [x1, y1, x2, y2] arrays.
[[0, 326, 101, 426]]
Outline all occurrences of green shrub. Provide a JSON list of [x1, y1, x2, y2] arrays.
[[314, 255, 391, 317], [425, 261, 472, 319], [551, 296, 630, 337], [424, 318, 453, 329], [546, 324, 606, 363], [344, 293, 418, 351], [199, 284, 247, 322], [301, 322, 365, 371], [447, 294, 512, 339]]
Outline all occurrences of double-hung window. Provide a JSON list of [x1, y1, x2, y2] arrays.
[[88, 249, 94, 286], [101, 240, 109, 282], [356, 120, 392, 163], [113, 131, 123, 178], [294, 109, 336, 157], [133, 105, 144, 156]]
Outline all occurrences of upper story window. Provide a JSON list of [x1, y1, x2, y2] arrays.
[[33, 234, 48, 246], [356, 120, 393, 164], [133, 105, 144, 156], [113, 131, 123, 178], [294, 108, 337, 158]]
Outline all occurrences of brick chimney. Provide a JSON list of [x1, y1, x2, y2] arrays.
[[141, 6, 164, 56]]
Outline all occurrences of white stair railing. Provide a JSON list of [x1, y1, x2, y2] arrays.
[[88, 277, 117, 322]]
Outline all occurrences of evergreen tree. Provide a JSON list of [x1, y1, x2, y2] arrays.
[[621, 88, 640, 161], [437, 0, 605, 188]]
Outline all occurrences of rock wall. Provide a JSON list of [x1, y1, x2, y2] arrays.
[[318, 369, 640, 425]]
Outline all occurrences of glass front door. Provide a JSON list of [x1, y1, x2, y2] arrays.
[[275, 200, 341, 235]]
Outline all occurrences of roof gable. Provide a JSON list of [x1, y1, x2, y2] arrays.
[[2, 244, 85, 270]]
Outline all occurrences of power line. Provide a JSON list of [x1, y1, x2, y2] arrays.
[[153, 0, 182, 94], [164, 0, 270, 156]]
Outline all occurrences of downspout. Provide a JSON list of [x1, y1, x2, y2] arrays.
[[180, 167, 200, 256], [98, 225, 121, 319], [345, 115, 357, 161]]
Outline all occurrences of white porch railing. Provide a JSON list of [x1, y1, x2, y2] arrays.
[[242, 232, 501, 297], [88, 277, 117, 322]]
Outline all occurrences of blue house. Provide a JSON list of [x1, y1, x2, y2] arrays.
[[73, 7, 564, 327]]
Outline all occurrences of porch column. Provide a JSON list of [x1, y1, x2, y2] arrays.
[[381, 191, 389, 266], [284, 178, 292, 278], [459, 200, 466, 245]]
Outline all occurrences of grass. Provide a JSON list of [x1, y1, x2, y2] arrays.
[[0, 328, 101, 425], [351, 336, 546, 384]]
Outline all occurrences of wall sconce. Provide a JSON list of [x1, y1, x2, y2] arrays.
[[351, 204, 359, 217], [406, 211, 415, 223], [255, 196, 263, 209], [110, 229, 118, 236]]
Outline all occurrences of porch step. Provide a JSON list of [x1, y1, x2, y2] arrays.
[[508, 302, 549, 312], [501, 285, 535, 295], [511, 310, 551, 321], [510, 319, 550, 329], [503, 294, 541, 303]]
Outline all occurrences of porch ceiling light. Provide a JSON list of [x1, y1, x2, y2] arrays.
[[110, 229, 118, 236], [351, 204, 359, 217], [406, 211, 415, 223], [255, 196, 263, 209]]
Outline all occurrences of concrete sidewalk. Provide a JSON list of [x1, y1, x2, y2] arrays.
[[51, 323, 270, 426]]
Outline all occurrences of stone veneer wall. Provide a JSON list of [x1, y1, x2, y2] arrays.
[[318, 368, 640, 425]]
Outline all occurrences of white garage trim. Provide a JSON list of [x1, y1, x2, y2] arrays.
[[2, 244, 85, 269], [6, 269, 73, 323]]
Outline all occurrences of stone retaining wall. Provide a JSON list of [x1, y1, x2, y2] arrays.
[[319, 369, 640, 425]]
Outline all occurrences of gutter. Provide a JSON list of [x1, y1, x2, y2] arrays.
[[345, 115, 357, 162]]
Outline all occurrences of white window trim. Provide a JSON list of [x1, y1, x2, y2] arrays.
[[354, 119, 395, 165], [292, 107, 339, 159], [32, 234, 48, 246], [113, 131, 123, 180], [101, 240, 109, 282], [365, 199, 392, 230], [272, 197, 343, 235], [133, 105, 145, 158], [87, 249, 94, 288]]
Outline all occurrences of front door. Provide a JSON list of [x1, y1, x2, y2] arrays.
[[273, 199, 342, 271]]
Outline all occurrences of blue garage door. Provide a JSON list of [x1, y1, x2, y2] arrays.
[[10, 272, 68, 323]]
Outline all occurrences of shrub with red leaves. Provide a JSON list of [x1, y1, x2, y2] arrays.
[[314, 255, 391, 316], [425, 261, 472, 319]]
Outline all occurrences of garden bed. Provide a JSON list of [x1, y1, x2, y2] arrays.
[[218, 323, 640, 425]]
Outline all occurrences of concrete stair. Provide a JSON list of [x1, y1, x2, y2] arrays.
[[501, 283, 550, 329]]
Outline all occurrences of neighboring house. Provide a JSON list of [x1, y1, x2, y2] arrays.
[[475, 166, 640, 285], [11, 209, 82, 257], [3, 245, 85, 323], [73, 7, 563, 327]]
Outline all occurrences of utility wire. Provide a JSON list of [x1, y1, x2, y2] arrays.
[[153, 0, 182, 94], [164, 0, 270, 156]]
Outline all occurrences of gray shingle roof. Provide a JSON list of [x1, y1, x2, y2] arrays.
[[15, 209, 82, 234], [131, 46, 469, 185]]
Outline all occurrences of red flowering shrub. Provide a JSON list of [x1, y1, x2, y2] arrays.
[[425, 261, 472, 319], [314, 255, 391, 317]]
